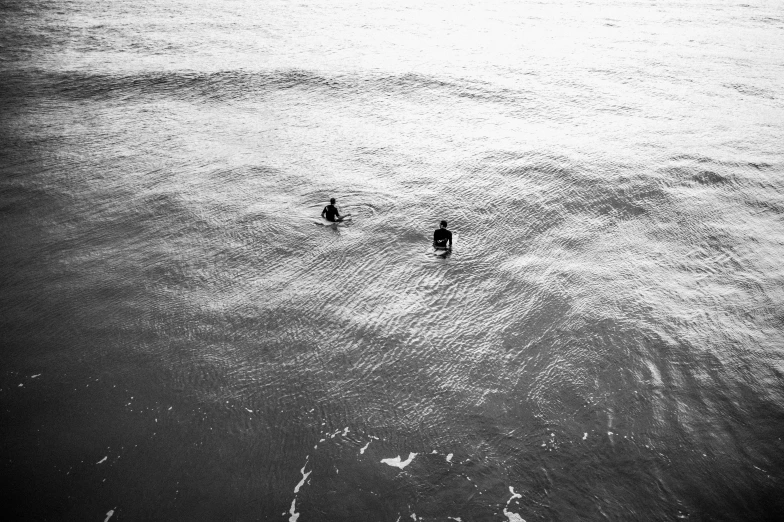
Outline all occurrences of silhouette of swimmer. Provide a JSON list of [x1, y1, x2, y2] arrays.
[[321, 198, 351, 222], [433, 220, 452, 250]]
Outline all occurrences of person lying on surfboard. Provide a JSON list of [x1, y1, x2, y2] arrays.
[[433, 220, 452, 250], [321, 198, 351, 222]]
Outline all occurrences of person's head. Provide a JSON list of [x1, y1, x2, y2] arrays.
[[330, 198, 336, 204], [440, 220, 447, 228]]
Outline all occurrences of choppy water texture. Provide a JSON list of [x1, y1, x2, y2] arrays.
[[2, 0, 784, 520]]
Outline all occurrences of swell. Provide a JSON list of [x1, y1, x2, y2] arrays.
[[0, 68, 538, 107]]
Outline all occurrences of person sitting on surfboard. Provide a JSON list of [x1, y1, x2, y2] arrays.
[[433, 220, 452, 250], [321, 198, 351, 222]]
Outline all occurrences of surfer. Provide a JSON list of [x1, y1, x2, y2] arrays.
[[321, 198, 351, 223], [433, 220, 452, 250]]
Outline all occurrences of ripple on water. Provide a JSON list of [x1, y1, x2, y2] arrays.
[[3, 1, 784, 520]]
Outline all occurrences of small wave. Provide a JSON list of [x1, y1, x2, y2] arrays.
[[751, 16, 784, 26], [724, 83, 776, 100], [691, 170, 732, 185], [6, 68, 539, 110]]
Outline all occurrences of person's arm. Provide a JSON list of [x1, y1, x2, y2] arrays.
[[321, 206, 327, 218], [447, 232, 453, 249]]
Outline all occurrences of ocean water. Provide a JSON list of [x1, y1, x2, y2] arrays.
[[2, 0, 784, 520]]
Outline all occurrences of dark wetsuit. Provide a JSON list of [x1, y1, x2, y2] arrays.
[[433, 228, 452, 249], [322, 204, 340, 222]]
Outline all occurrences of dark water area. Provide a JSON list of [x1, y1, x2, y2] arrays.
[[2, 0, 784, 520]]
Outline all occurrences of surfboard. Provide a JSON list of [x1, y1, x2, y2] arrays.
[[314, 216, 352, 226]]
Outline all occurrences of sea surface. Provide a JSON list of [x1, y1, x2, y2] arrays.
[[2, 0, 784, 520]]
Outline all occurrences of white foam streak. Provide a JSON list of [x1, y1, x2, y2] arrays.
[[381, 452, 417, 469], [287, 455, 311, 521], [503, 486, 525, 522], [294, 461, 311, 494], [288, 499, 300, 522], [503, 510, 526, 522]]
